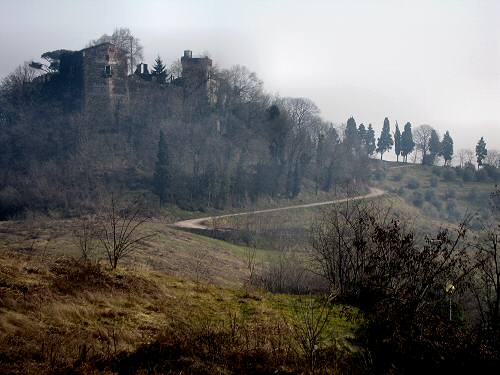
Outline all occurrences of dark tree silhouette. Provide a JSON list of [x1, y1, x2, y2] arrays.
[[401, 122, 415, 163], [152, 55, 167, 83], [441, 131, 454, 166], [376, 117, 393, 160], [366, 124, 376, 156], [394, 122, 402, 162], [476, 137, 488, 168], [153, 131, 170, 206]]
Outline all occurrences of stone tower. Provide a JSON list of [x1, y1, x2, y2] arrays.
[[57, 42, 129, 116], [80, 43, 129, 114], [180, 50, 216, 107]]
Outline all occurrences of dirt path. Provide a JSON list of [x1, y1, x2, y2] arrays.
[[171, 187, 385, 230]]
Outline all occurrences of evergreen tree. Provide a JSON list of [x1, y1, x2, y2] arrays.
[[376, 117, 393, 160], [428, 129, 441, 165], [358, 123, 367, 142], [401, 122, 415, 163], [345, 117, 358, 147], [153, 131, 170, 206], [394, 122, 401, 162], [476, 137, 487, 167], [315, 133, 326, 195], [441, 131, 454, 166], [152, 55, 167, 83], [366, 124, 376, 156]]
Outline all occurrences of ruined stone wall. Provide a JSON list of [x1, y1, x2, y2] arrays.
[[81, 43, 128, 121]]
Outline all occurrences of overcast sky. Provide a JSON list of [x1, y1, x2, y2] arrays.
[[1, 0, 499, 152]]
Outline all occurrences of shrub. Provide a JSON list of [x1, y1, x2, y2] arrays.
[[446, 199, 459, 220], [445, 189, 456, 199], [407, 178, 420, 189], [432, 167, 442, 177], [373, 170, 386, 181], [476, 169, 490, 182], [412, 191, 424, 207], [461, 167, 475, 182], [430, 176, 439, 188], [391, 174, 402, 182], [442, 168, 456, 182], [424, 189, 436, 202], [466, 190, 478, 203]]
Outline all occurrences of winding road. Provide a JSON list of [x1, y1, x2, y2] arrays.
[[171, 187, 385, 230]]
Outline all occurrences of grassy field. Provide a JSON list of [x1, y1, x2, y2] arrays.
[[0, 246, 364, 373], [371, 161, 496, 226]]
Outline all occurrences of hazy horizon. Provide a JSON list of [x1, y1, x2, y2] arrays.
[[1, 0, 498, 153]]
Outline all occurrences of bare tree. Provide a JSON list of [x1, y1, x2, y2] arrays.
[[220, 65, 264, 104], [169, 59, 183, 79], [484, 150, 500, 168], [98, 195, 153, 269], [73, 215, 98, 262], [464, 149, 476, 166], [457, 149, 468, 168], [414, 124, 434, 164], [471, 187, 500, 344], [291, 296, 333, 371], [88, 27, 144, 74]]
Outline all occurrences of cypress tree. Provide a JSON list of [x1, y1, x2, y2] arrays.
[[441, 131, 454, 166], [401, 122, 415, 163], [376, 117, 393, 161], [153, 131, 170, 206], [345, 117, 358, 146], [366, 124, 376, 156], [429, 130, 441, 165], [394, 122, 402, 162], [476, 137, 487, 167]]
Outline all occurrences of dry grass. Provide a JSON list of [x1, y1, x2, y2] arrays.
[[0, 218, 251, 287], [0, 249, 364, 373]]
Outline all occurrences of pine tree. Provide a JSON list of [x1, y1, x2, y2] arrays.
[[376, 117, 393, 161], [441, 131, 454, 166], [153, 131, 170, 206], [476, 137, 487, 168], [401, 122, 415, 163], [152, 55, 167, 83], [394, 122, 401, 162], [366, 124, 376, 156]]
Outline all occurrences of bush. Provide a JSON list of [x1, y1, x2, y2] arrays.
[[391, 174, 403, 182], [441, 168, 456, 182], [466, 190, 478, 203], [445, 189, 457, 200], [407, 178, 420, 189], [412, 191, 424, 207], [424, 189, 436, 202], [446, 199, 459, 220], [373, 169, 386, 181], [425, 189, 444, 210], [461, 166, 475, 182], [430, 176, 439, 188], [476, 169, 490, 182], [432, 167, 442, 177], [483, 165, 500, 182]]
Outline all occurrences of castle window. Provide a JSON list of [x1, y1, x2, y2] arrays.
[[103, 65, 112, 77]]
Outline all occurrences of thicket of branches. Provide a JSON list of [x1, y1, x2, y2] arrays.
[[309, 189, 500, 372]]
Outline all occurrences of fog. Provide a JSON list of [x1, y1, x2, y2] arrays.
[[1, 0, 498, 151]]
